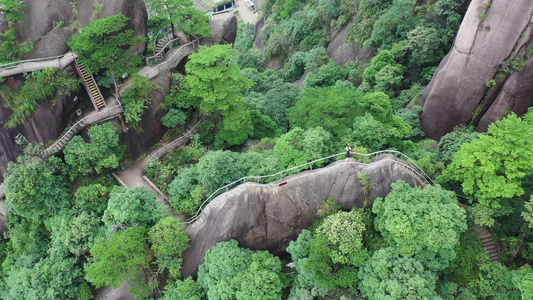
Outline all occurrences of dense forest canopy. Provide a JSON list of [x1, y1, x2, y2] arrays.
[[1, 0, 533, 299]]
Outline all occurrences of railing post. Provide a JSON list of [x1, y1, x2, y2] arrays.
[[280, 172, 283, 180]]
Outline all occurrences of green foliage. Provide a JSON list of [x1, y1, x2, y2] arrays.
[[2, 253, 84, 300], [361, 50, 404, 95], [103, 186, 167, 230], [373, 181, 467, 271], [358, 247, 440, 299], [4, 154, 71, 221], [359, 92, 412, 150], [63, 122, 124, 178], [0, 67, 79, 127], [195, 150, 246, 193], [440, 113, 533, 207], [216, 105, 254, 146], [86, 227, 152, 297], [162, 277, 204, 300], [303, 210, 368, 289], [149, 217, 190, 278], [288, 86, 362, 137], [120, 74, 163, 131], [249, 110, 280, 139], [366, 0, 417, 49], [145, 0, 211, 37], [168, 167, 203, 215], [437, 126, 480, 165], [48, 212, 103, 258], [513, 265, 533, 300], [197, 239, 284, 300], [68, 14, 146, 75], [305, 60, 348, 88], [274, 127, 335, 172], [161, 108, 188, 128], [468, 260, 520, 299], [74, 184, 110, 216], [185, 44, 253, 116]]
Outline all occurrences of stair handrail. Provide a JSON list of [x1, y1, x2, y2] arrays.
[[0, 52, 77, 72], [43, 104, 124, 157], [146, 27, 182, 65], [185, 150, 433, 224], [147, 114, 206, 160]]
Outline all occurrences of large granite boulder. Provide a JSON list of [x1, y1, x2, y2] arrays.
[[420, 0, 533, 139], [16, 0, 148, 58], [201, 14, 238, 46], [182, 155, 427, 277]]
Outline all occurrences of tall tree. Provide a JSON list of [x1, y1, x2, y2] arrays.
[[63, 122, 124, 178], [145, 0, 211, 38], [86, 227, 153, 299], [440, 112, 533, 207], [68, 14, 146, 78], [149, 217, 190, 279], [185, 44, 253, 116], [373, 181, 467, 271]]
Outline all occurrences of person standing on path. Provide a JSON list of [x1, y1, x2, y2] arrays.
[[345, 146, 353, 162]]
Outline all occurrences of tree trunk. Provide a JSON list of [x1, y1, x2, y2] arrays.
[[508, 226, 529, 264]]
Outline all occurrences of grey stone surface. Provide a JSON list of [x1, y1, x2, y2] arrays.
[[182, 155, 427, 277], [420, 0, 533, 139], [327, 26, 375, 66], [202, 14, 238, 46]]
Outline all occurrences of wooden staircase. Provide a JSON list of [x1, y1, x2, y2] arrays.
[[74, 60, 106, 111], [475, 227, 502, 262]]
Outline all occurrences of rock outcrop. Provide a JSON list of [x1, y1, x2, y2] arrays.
[[202, 14, 238, 46], [420, 0, 533, 139], [182, 155, 427, 277], [327, 26, 375, 66], [17, 0, 148, 58]]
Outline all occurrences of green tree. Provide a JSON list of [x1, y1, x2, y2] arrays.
[[195, 150, 246, 193], [148, 217, 190, 278], [86, 227, 153, 298], [303, 209, 369, 289], [68, 14, 146, 76], [74, 184, 111, 216], [367, 0, 417, 49], [103, 186, 167, 230], [63, 122, 124, 178], [440, 112, 533, 207], [274, 127, 335, 171], [145, 0, 211, 38], [48, 212, 103, 258], [120, 74, 163, 131], [437, 126, 480, 165], [359, 92, 412, 150], [358, 247, 440, 299], [197, 239, 284, 299], [288, 86, 362, 137], [168, 167, 203, 215], [373, 181, 467, 271], [162, 277, 204, 300], [185, 44, 253, 116], [513, 265, 533, 300], [4, 154, 71, 221]]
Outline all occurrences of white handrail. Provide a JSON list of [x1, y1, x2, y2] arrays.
[[0, 52, 78, 77], [185, 150, 434, 224], [147, 114, 206, 160], [43, 104, 123, 157]]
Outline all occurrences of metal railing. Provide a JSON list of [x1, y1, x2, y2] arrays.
[[0, 52, 77, 77], [43, 104, 123, 157], [147, 114, 206, 160], [185, 150, 433, 224]]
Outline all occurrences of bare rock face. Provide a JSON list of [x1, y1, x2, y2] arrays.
[[182, 155, 427, 277], [420, 0, 533, 139], [327, 26, 375, 66], [16, 0, 148, 58], [0, 82, 82, 180], [202, 14, 238, 46]]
